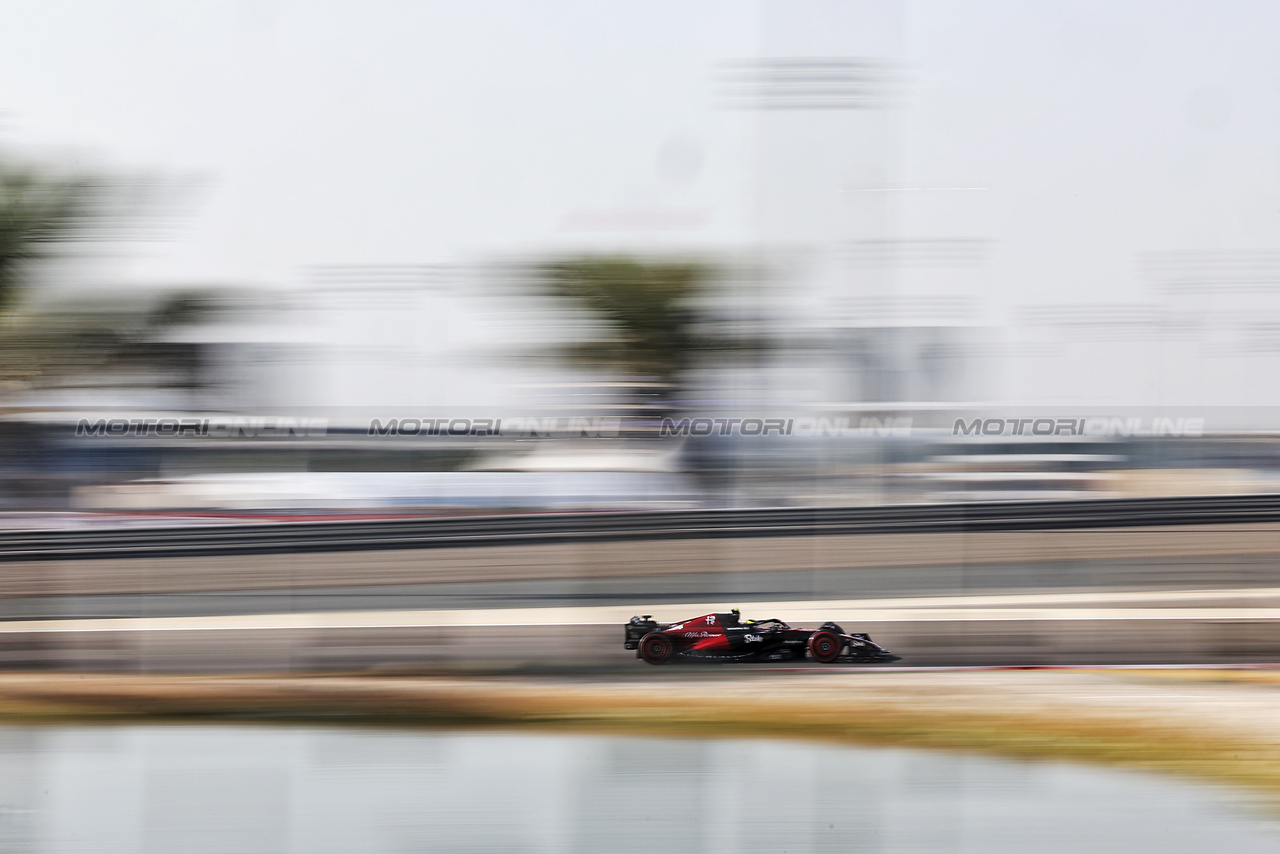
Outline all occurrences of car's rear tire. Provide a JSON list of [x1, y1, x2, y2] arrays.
[[808, 631, 843, 664], [639, 632, 675, 665]]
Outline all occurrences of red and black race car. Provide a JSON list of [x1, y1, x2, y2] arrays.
[[623, 609, 894, 665]]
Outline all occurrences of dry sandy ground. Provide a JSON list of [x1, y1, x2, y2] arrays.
[[0, 668, 1278, 799]]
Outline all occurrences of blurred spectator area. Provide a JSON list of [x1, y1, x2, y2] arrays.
[[0, 410, 1276, 514]]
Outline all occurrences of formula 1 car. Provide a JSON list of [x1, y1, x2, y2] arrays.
[[623, 609, 894, 665]]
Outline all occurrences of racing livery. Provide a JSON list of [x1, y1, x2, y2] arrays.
[[623, 609, 894, 665]]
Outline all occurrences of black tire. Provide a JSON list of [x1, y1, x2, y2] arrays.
[[639, 632, 676, 665], [808, 631, 843, 664]]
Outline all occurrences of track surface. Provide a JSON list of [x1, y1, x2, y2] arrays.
[[2, 587, 1273, 670], [6, 494, 1280, 561]]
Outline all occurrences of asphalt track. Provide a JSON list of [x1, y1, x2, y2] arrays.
[[0, 587, 1275, 670], [0, 604, 1272, 670], [7, 494, 1280, 561]]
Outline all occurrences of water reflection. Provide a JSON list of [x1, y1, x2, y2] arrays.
[[0, 726, 1274, 853]]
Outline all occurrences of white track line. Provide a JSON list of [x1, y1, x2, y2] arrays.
[[4, 591, 1280, 634]]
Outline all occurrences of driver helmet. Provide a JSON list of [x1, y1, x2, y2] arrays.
[[730, 608, 740, 621]]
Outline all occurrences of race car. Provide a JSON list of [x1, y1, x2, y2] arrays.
[[623, 609, 894, 665]]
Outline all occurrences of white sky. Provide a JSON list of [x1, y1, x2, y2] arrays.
[[4, 1, 1280, 407], [0, 1, 760, 284], [4, 1, 1277, 293]]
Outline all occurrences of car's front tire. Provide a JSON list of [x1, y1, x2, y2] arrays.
[[808, 631, 843, 664], [639, 632, 676, 665]]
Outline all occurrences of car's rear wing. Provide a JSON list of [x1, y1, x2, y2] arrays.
[[623, 615, 661, 649]]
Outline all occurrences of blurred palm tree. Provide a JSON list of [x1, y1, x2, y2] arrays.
[[0, 154, 215, 396], [0, 163, 103, 311], [539, 255, 774, 407], [541, 257, 706, 400]]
